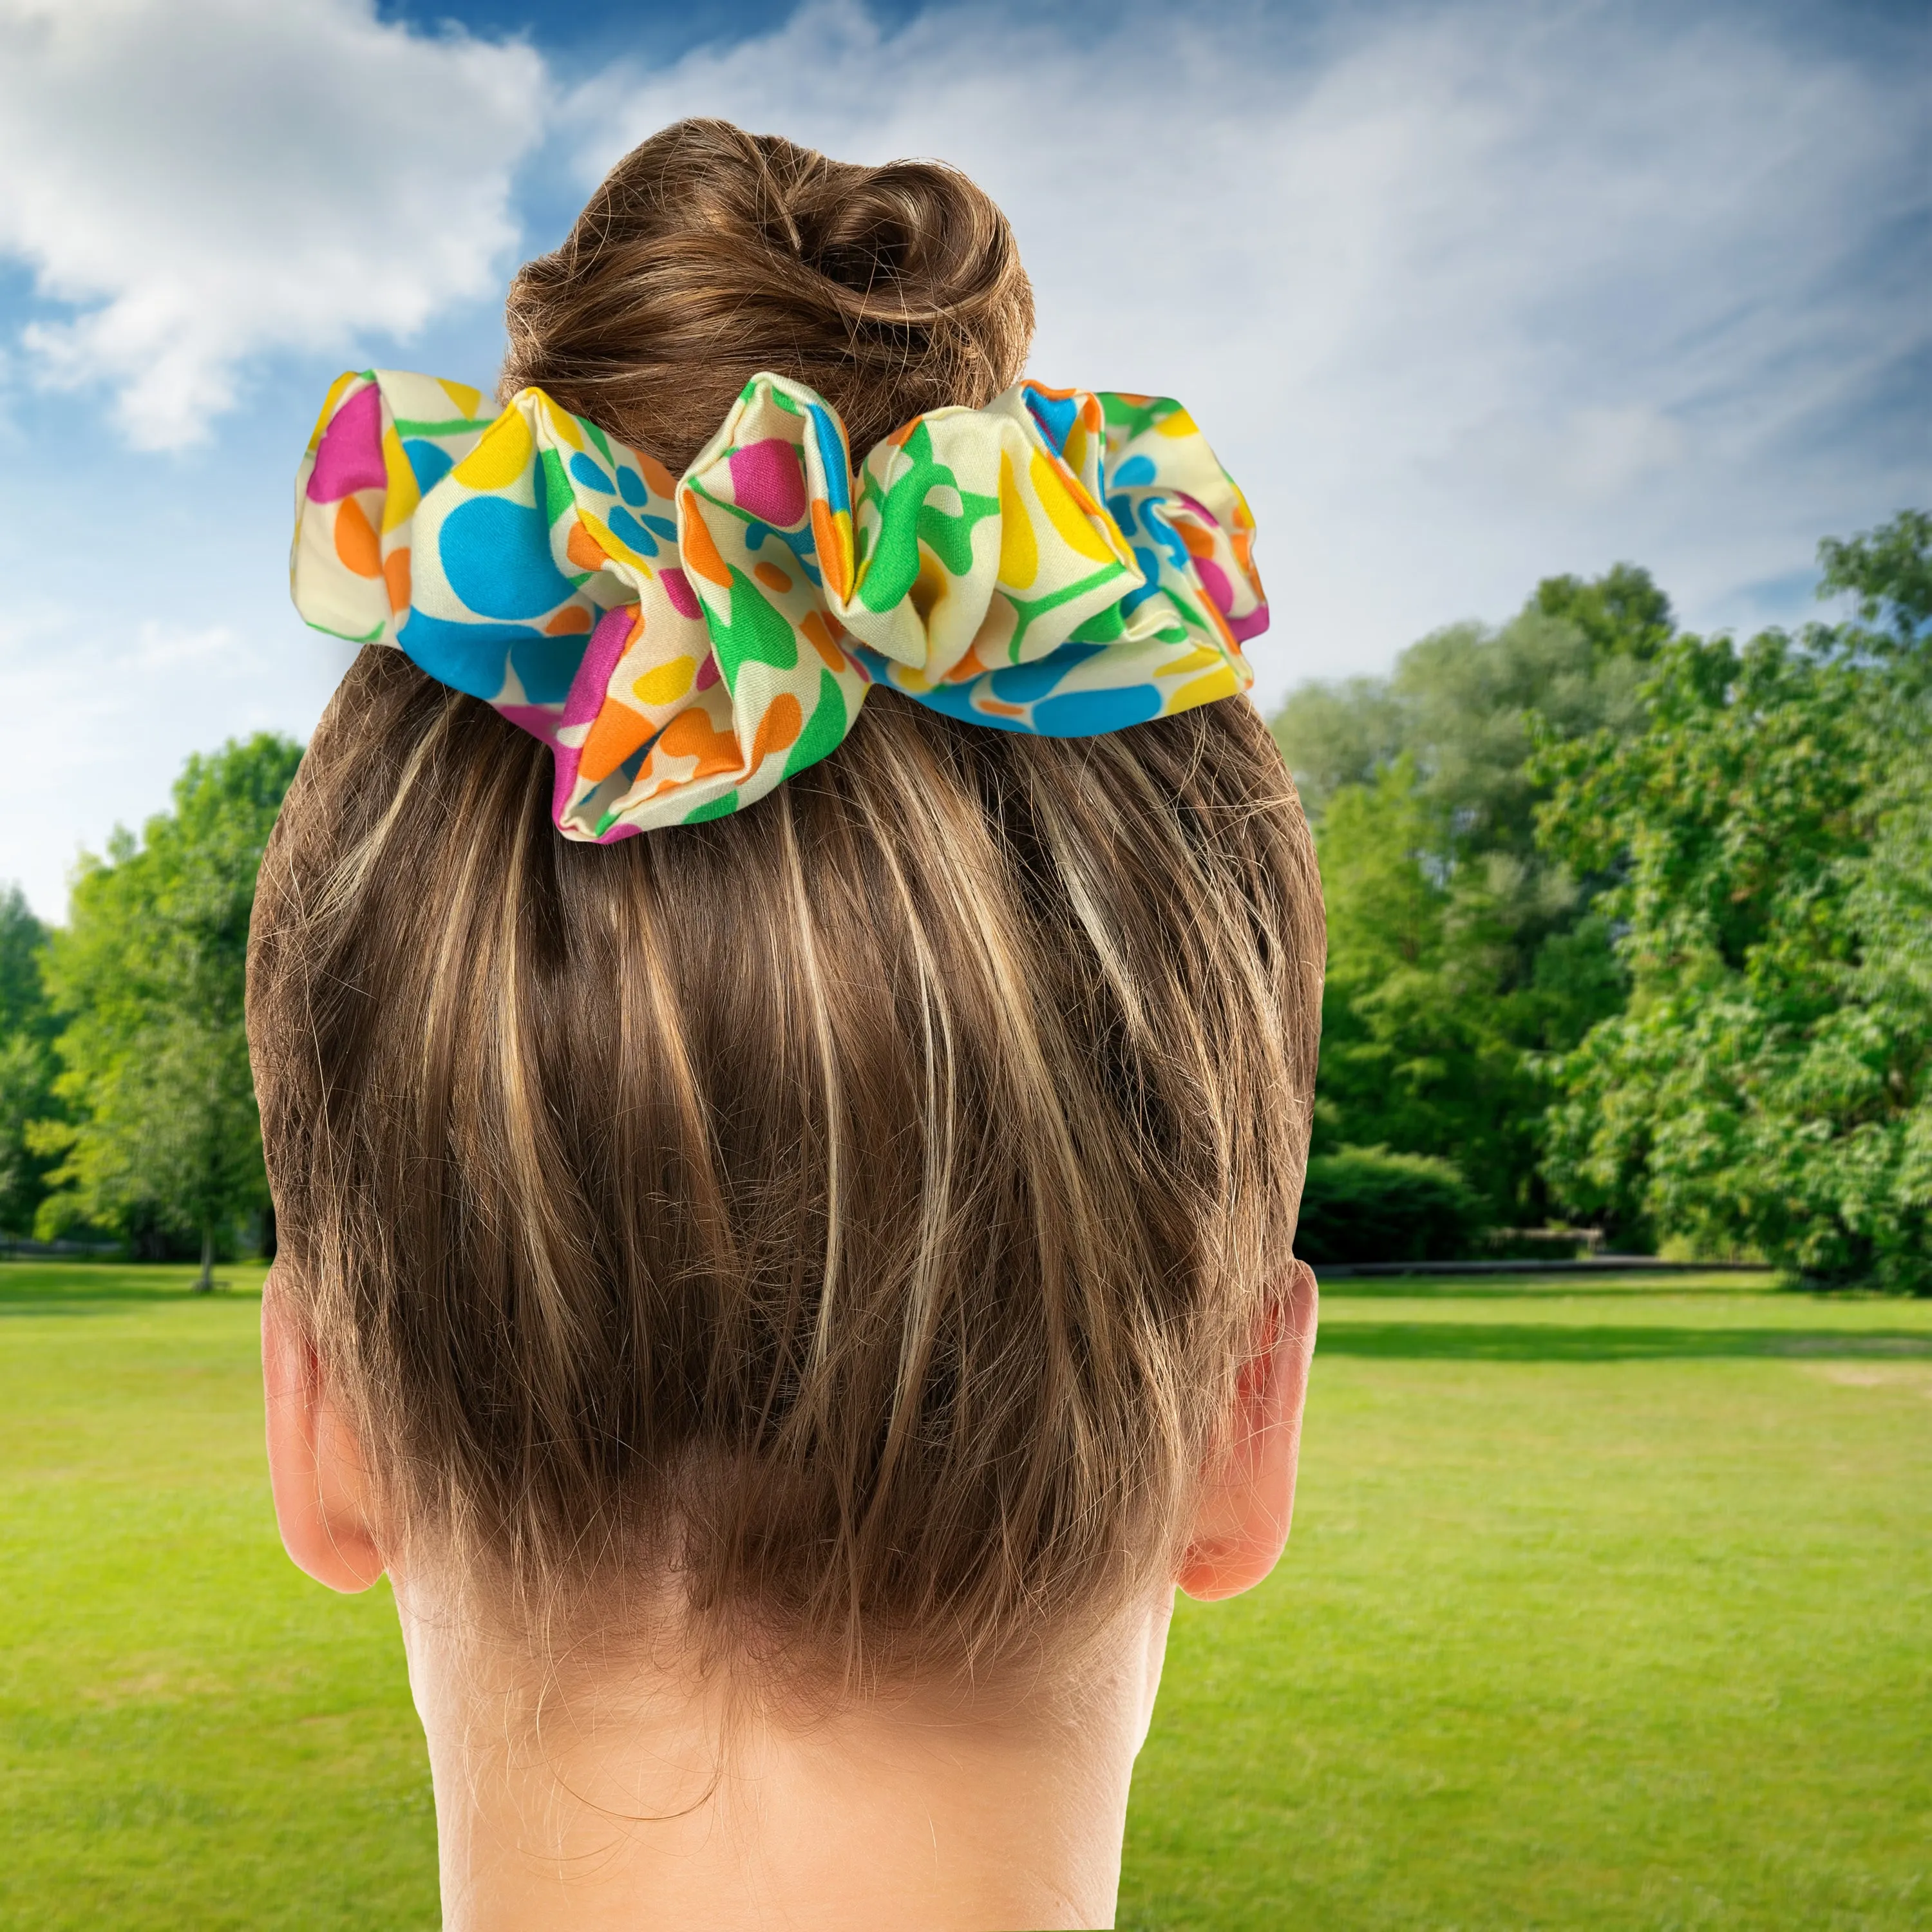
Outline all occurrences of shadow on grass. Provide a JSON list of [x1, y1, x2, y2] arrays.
[[1318, 1323, 1932, 1362], [1317, 1279, 1766, 1302]]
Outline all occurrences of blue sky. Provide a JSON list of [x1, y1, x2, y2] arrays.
[[0, 0, 1926, 918]]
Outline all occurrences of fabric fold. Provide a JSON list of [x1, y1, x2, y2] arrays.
[[292, 368, 1267, 839]]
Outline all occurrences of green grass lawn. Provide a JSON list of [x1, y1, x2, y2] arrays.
[[2, 1264, 1927, 1929]]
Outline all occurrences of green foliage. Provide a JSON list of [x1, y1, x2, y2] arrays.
[[1294, 1145, 1486, 1264], [30, 737, 301, 1271], [1274, 567, 1661, 1218], [1817, 507, 1932, 647], [0, 884, 57, 1234], [1535, 513, 1931, 1290], [1530, 560, 1676, 662]]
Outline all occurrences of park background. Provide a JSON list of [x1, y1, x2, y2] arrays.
[[1, 0, 1927, 1925]]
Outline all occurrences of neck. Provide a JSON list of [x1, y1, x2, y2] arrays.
[[394, 1580, 1173, 1932]]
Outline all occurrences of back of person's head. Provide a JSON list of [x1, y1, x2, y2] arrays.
[[249, 117, 1323, 1693]]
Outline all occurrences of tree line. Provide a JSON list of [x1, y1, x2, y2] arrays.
[[0, 739, 300, 1285], [1280, 511, 1928, 1289], [0, 515, 1925, 1287]]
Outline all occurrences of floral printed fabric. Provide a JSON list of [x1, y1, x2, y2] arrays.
[[292, 368, 1268, 838]]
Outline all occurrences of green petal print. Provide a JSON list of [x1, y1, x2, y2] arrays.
[[708, 568, 799, 691], [1003, 562, 1132, 659], [685, 790, 739, 823], [785, 669, 849, 779], [1099, 393, 1178, 442], [1069, 600, 1127, 645], [390, 415, 489, 437], [858, 421, 999, 612], [537, 447, 571, 526]]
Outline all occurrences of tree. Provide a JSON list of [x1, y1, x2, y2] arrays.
[[1294, 1145, 1487, 1265], [32, 735, 301, 1283], [1273, 567, 1661, 1222], [1534, 513, 1931, 1289], [0, 884, 57, 1235]]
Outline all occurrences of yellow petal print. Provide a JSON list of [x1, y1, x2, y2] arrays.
[[380, 426, 419, 533], [540, 395, 583, 450], [1028, 451, 1115, 564], [998, 451, 1038, 587], [451, 408, 533, 491], [307, 371, 361, 453], [438, 377, 484, 418], [1166, 665, 1240, 714], [633, 656, 696, 707], [577, 507, 654, 576], [1160, 645, 1226, 680], [909, 549, 949, 625]]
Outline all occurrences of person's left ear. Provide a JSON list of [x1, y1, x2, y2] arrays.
[[261, 1268, 386, 1594], [1175, 1259, 1318, 1602]]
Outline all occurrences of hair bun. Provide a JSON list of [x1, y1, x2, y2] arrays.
[[793, 161, 1010, 317], [502, 120, 1035, 469]]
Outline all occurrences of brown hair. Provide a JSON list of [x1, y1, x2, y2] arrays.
[[249, 121, 1323, 1683], [500, 117, 1036, 468]]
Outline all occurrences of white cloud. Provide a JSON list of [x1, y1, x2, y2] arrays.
[[569, 0, 1930, 692], [1451, 404, 1691, 507], [1, 0, 1922, 916], [0, 0, 547, 448]]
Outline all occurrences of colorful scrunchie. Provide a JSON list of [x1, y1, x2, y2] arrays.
[[292, 368, 1267, 837]]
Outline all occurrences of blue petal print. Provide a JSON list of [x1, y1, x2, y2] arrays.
[[404, 439, 455, 494], [1032, 685, 1163, 736], [569, 453, 615, 495], [807, 404, 851, 514], [398, 609, 547, 700], [1025, 388, 1079, 453], [1124, 546, 1164, 616], [1139, 505, 1191, 576], [607, 506, 661, 556], [989, 643, 1105, 706], [616, 465, 648, 507], [509, 634, 585, 705], [439, 496, 581, 620]]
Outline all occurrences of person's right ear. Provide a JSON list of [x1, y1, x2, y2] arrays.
[[1175, 1259, 1318, 1602], [261, 1269, 386, 1594]]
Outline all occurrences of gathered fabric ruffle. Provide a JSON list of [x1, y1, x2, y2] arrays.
[[292, 367, 1268, 838]]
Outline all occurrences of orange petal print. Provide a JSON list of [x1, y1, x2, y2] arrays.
[[799, 611, 847, 670], [544, 603, 594, 636], [636, 451, 676, 500], [679, 492, 733, 587], [647, 705, 743, 780], [333, 497, 381, 578], [383, 546, 411, 615], [750, 693, 803, 770], [810, 500, 848, 598], [944, 636, 993, 684], [566, 517, 608, 573], [577, 699, 659, 786]]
